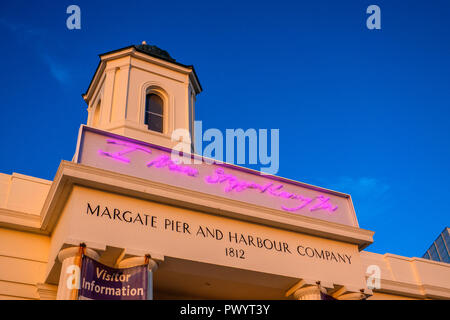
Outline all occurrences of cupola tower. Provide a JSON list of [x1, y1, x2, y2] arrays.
[[82, 42, 202, 150]]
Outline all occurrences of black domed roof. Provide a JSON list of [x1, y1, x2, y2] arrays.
[[134, 43, 176, 62], [89, 42, 202, 97]]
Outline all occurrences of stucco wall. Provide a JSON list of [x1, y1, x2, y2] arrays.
[[0, 170, 449, 300], [0, 228, 50, 299]]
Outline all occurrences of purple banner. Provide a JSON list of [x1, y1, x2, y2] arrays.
[[320, 292, 337, 300], [79, 255, 148, 300]]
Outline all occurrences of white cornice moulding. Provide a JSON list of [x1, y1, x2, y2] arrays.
[[371, 278, 450, 300], [37, 161, 374, 250], [0, 208, 41, 233]]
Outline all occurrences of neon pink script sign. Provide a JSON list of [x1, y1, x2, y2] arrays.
[[98, 139, 338, 214]]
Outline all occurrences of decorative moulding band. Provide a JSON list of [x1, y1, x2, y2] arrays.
[[38, 160, 374, 250]]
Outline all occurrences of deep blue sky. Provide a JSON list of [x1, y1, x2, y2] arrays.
[[0, 0, 449, 258]]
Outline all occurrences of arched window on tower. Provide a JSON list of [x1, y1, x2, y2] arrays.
[[145, 93, 163, 133]]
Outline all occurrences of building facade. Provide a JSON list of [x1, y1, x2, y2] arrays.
[[0, 43, 449, 300], [422, 227, 450, 264]]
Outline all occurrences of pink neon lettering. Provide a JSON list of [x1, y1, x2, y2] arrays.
[[147, 155, 199, 177], [99, 139, 151, 163], [266, 185, 284, 196], [257, 183, 273, 193], [205, 168, 232, 184], [281, 195, 313, 212], [98, 139, 338, 214], [309, 195, 338, 212], [278, 191, 295, 199], [205, 168, 337, 213], [205, 169, 250, 192]]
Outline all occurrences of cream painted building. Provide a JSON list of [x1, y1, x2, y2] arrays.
[[0, 43, 449, 300]]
